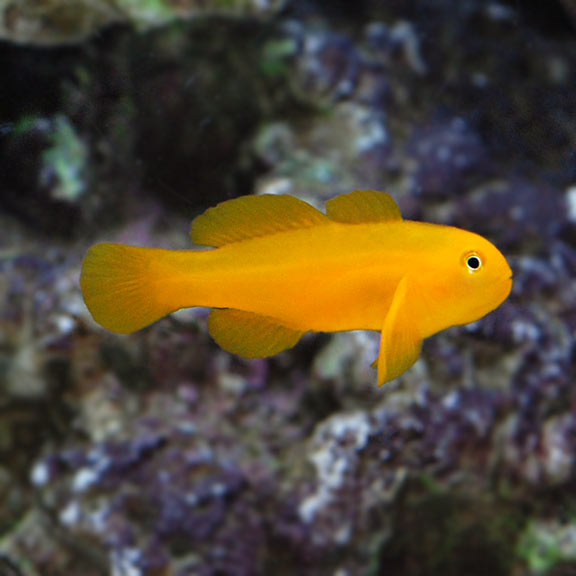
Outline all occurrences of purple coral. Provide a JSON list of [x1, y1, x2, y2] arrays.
[[456, 179, 567, 250], [407, 117, 488, 198]]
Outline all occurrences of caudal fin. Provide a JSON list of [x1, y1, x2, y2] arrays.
[[80, 243, 187, 334]]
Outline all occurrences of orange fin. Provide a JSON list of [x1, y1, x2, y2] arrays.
[[80, 243, 183, 334], [326, 190, 402, 224], [208, 309, 304, 358], [190, 194, 329, 247], [377, 277, 422, 385]]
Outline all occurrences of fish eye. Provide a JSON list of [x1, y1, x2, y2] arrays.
[[465, 253, 482, 272]]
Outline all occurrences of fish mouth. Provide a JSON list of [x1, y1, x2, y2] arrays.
[[502, 275, 513, 300]]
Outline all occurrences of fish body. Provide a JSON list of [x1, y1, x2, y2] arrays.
[[81, 190, 513, 384]]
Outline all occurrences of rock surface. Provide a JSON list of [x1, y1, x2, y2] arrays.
[[0, 0, 284, 45], [0, 1, 575, 575]]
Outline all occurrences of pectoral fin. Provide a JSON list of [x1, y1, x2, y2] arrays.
[[377, 277, 422, 385]]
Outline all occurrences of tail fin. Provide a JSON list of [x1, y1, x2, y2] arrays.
[[80, 243, 188, 334]]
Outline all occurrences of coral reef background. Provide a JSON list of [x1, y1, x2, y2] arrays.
[[0, 1, 575, 575]]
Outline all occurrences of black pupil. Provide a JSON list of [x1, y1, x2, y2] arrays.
[[467, 256, 480, 270]]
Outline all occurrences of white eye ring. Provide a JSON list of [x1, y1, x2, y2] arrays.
[[466, 254, 482, 272]]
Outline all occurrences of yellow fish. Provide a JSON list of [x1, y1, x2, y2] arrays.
[[80, 190, 513, 385]]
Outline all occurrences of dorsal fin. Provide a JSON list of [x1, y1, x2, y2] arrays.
[[326, 190, 402, 224], [190, 194, 329, 247]]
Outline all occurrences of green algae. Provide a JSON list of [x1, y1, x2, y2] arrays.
[[116, 0, 175, 28], [260, 38, 298, 78], [377, 480, 525, 576], [42, 115, 88, 202], [517, 519, 576, 575], [116, 0, 280, 29]]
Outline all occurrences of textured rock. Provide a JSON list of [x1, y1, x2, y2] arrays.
[[0, 0, 285, 45], [1, 0, 576, 574]]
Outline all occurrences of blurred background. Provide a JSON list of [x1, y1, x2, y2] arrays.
[[0, 1, 575, 575]]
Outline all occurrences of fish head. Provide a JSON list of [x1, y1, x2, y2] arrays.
[[416, 227, 513, 334], [446, 231, 513, 326]]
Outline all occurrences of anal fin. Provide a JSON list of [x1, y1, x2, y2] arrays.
[[209, 309, 304, 358], [377, 277, 423, 385]]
